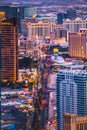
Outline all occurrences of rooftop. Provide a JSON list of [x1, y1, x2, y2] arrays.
[[59, 69, 87, 75]]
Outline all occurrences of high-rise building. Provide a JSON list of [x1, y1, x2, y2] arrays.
[[26, 39, 37, 56], [63, 18, 87, 32], [27, 20, 54, 40], [64, 113, 87, 130], [21, 18, 38, 36], [0, 12, 5, 20], [24, 7, 37, 18], [69, 32, 87, 59], [67, 8, 76, 20], [0, 6, 17, 19], [21, 18, 55, 38], [21, 19, 28, 36], [56, 69, 87, 130], [57, 13, 67, 24], [0, 18, 18, 81], [18, 36, 26, 56], [0, 5, 24, 33], [54, 25, 67, 41]]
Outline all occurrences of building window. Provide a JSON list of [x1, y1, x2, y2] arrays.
[[80, 123, 83, 130]]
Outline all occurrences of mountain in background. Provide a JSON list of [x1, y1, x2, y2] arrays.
[[0, 0, 86, 5], [0, 0, 86, 3]]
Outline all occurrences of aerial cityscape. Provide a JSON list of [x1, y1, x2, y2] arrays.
[[0, 0, 87, 130]]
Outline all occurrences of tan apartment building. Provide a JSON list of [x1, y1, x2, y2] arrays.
[[64, 113, 87, 130]]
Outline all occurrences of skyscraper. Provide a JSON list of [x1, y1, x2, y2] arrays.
[[0, 6, 17, 18], [27, 20, 53, 40], [0, 18, 18, 81], [21, 18, 38, 36], [69, 32, 87, 59], [24, 7, 37, 18], [0, 12, 5, 20], [54, 25, 67, 41], [67, 8, 76, 20], [64, 113, 87, 130], [0, 5, 24, 33], [57, 13, 67, 24], [56, 69, 87, 130], [63, 18, 87, 32]]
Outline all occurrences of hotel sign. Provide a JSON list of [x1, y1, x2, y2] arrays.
[[0, 22, 12, 25], [80, 29, 87, 33]]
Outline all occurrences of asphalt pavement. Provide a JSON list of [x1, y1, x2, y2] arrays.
[[1, 108, 27, 130]]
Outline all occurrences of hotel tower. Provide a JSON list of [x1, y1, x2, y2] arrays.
[[56, 69, 87, 130], [0, 18, 18, 81], [69, 32, 87, 59]]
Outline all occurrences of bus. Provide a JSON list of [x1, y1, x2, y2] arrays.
[[1, 123, 16, 130]]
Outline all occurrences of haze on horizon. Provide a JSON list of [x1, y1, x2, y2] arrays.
[[0, 0, 86, 4]]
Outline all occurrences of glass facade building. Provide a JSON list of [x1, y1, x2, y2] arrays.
[[0, 5, 24, 33], [57, 13, 67, 24], [24, 7, 37, 18], [67, 9, 76, 20], [56, 69, 87, 130]]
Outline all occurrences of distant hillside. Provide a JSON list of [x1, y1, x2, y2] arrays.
[[0, 0, 86, 5], [0, 0, 79, 3]]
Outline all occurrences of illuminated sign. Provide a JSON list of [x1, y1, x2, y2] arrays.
[[0, 12, 5, 15], [80, 29, 87, 33], [53, 48, 59, 53], [0, 22, 12, 25]]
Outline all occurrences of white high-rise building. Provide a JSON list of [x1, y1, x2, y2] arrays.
[[63, 18, 87, 32], [27, 20, 55, 40], [56, 69, 87, 130]]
